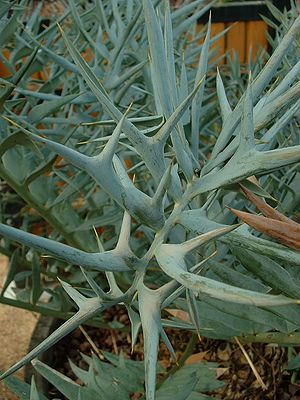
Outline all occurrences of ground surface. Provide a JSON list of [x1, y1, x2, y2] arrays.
[[50, 306, 300, 400], [1, 256, 300, 400], [0, 256, 38, 400]]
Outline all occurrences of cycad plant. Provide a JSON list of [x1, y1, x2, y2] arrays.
[[0, 0, 300, 399]]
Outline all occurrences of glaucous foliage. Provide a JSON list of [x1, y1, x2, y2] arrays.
[[0, 1, 300, 399]]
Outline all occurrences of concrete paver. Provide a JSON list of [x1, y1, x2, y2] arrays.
[[0, 256, 38, 400]]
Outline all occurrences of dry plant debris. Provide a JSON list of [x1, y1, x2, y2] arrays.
[[45, 306, 300, 400]]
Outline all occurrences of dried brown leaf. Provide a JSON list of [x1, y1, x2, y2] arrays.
[[217, 345, 231, 361], [229, 207, 300, 251], [240, 184, 299, 226], [165, 308, 191, 322], [215, 367, 229, 379], [185, 351, 209, 365]]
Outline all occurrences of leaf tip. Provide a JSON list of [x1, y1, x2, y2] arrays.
[[31, 358, 37, 367], [56, 22, 64, 35]]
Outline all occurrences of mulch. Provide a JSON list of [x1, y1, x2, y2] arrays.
[[44, 305, 300, 400]]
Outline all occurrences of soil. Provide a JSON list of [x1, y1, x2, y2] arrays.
[[42, 305, 300, 400]]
